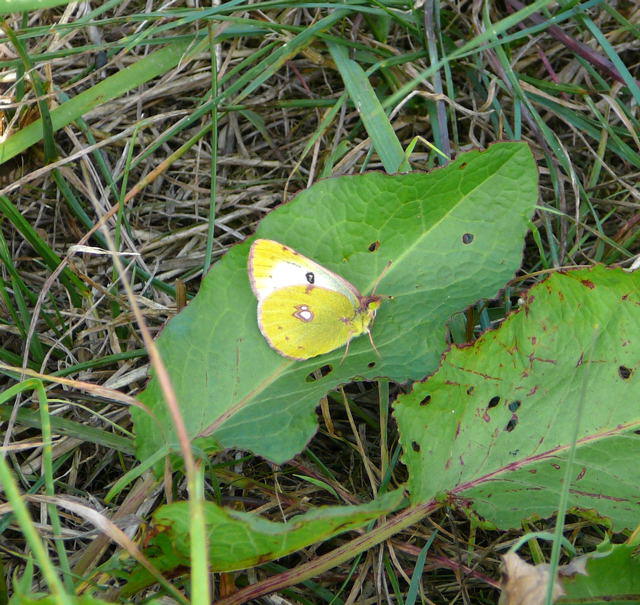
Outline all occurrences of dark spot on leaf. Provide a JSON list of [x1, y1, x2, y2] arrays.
[[575, 467, 586, 481], [411, 441, 421, 452], [368, 241, 380, 252], [458, 162, 467, 169], [466, 386, 474, 395], [305, 364, 333, 382], [367, 361, 376, 368], [487, 396, 500, 408], [508, 400, 521, 412], [504, 417, 518, 432], [580, 279, 595, 289], [462, 233, 474, 244], [482, 411, 491, 422], [619, 366, 632, 379], [420, 394, 431, 406], [509, 449, 520, 456], [551, 463, 560, 470]]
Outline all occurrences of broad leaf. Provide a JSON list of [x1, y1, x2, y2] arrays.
[[562, 540, 640, 603], [133, 142, 538, 464], [394, 266, 640, 530], [124, 489, 404, 593]]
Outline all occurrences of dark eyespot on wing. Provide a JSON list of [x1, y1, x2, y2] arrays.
[[305, 271, 315, 284]]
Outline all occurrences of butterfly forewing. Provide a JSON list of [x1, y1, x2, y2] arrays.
[[249, 239, 360, 304]]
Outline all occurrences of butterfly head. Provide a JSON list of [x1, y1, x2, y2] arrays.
[[358, 295, 383, 328], [361, 294, 381, 310]]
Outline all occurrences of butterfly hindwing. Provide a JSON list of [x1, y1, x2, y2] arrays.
[[258, 285, 367, 360]]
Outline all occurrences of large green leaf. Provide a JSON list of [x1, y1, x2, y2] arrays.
[[394, 266, 640, 530], [123, 489, 403, 593], [133, 142, 538, 464], [562, 540, 640, 603]]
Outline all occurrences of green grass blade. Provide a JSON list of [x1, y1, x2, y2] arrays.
[[0, 0, 74, 13], [328, 42, 405, 174], [0, 195, 85, 304], [0, 38, 192, 164]]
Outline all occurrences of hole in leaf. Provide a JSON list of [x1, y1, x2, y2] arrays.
[[411, 441, 421, 452], [619, 366, 632, 379], [505, 417, 518, 432], [367, 361, 376, 368], [368, 241, 380, 252], [305, 365, 333, 382], [487, 396, 500, 408], [508, 400, 521, 412], [462, 233, 474, 244], [420, 395, 431, 406]]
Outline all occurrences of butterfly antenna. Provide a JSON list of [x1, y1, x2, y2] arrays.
[[370, 260, 392, 295]]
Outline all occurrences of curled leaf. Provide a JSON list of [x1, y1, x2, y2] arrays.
[[499, 552, 564, 605]]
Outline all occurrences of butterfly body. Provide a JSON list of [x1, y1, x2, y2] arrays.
[[248, 239, 382, 360]]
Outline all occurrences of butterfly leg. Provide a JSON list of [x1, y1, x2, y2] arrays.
[[339, 337, 352, 364], [367, 329, 381, 357]]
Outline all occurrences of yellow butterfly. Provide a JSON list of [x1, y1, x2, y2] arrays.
[[248, 239, 383, 360]]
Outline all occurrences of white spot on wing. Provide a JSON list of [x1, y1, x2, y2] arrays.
[[293, 304, 314, 323]]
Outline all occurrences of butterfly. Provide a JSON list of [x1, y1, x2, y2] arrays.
[[248, 239, 383, 360]]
